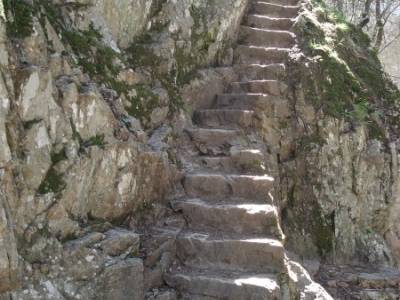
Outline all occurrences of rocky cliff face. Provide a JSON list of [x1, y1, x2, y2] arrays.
[[0, 0, 247, 298], [275, 0, 400, 268], [0, 0, 399, 299]]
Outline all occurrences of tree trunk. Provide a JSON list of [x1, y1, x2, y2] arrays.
[[375, 0, 385, 50], [358, 0, 374, 28]]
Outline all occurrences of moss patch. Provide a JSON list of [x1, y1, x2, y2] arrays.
[[125, 33, 187, 122], [81, 134, 106, 150], [62, 23, 121, 82], [8, 0, 218, 126], [189, 4, 216, 54], [125, 85, 160, 120], [37, 167, 66, 196], [295, 0, 400, 138], [36, 148, 68, 196], [283, 169, 334, 259], [69, 118, 106, 153], [3, 0, 34, 38], [36, 1, 125, 100]]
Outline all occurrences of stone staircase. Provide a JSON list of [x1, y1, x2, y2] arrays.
[[165, 0, 299, 299]]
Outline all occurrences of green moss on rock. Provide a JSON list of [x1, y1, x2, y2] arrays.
[[37, 148, 68, 196], [126, 85, 160, 120], [3, 0, 34, 38], [37, 167, 66, 196], [81, 134, 106, 150], [62, 23, 121, 81], [295, 0, 400, 137], [283, 181, 334, 259]]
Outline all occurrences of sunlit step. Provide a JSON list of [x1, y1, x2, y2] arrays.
[[166, 267, 281, 300]]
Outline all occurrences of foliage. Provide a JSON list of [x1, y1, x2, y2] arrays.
[[81, 134, 106, 150], [36, 148, 68, 196], [283, 180, 334, 258], [37, 167, 66, 196], [125, 85, 160, 120], [3, 0, 217, 126], [3, 0, 34, 38], [296, 0, 400, 134]]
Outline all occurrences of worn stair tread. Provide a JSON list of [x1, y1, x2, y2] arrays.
[[195, 108, 255, 113], [234, 63, 286, 80], [252, 1, 300, 18], [184, 173, 275, 202], [172, 199, 277, 217], [239, 26, 296, 48], [193, 109, 256, 128], [187, 128, 241, 139], [246, 14, 295, 22], [248, 14, 295, 20], [245, 14, 294, 31], [238, 26, 296, 36], [240, 27, 295, 35], [234, 67, 286, 81], [259, 0, 300, 5], [178, 231, 285, 252], [176, 231, 285, 273], [184, 173, 274, 182], [235, 63, 286, 70], [165, 267, 281, 300], [172, 199, 278, 221], [215, 93, 284, 110], [255, 1, 300, 8], [179, 231, 283, 244], [195, 149, 267, 174], [229, 80, 287, 96], [231, 79, 283, 84], [234, 45, 290, 64], [172, 198, 280, 236], [188, 127, 239, 134], [236, 45, 292, 51], [173, 198, 276, 210], [187, 127, 247, 155], [185, 173, 274, 182]]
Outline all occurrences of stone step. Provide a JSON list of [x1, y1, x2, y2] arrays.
[[256, 0, 300, 5], [176, 232, 285, 273], [244, 14, 294, 31], [234, 45, 290, 65], [184, 173, 274, 201], [252, 2, 300, 18], [234, 63, 286, 81], [193, 109, 256, 128], [187, 128, 246, 155], [165, 268, 281, 300], [239, 26, 295, 48], [180, 294, 215, 300], [228, 80, 287, 96], [198, 156, 234, 173], [199, 148, 266, 174], [214, 94, 291, 119], [215, 93, 280, 110], [171, 199, 282, 237], [199, 156, 263, 174]]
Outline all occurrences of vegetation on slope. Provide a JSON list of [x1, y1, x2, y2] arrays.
[[2, 0, 186, 126], [293, 0, 400, 140], [282, 0, 400, 261]]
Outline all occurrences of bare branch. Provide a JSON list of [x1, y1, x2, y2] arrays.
[[379, 31, 400, 53]]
